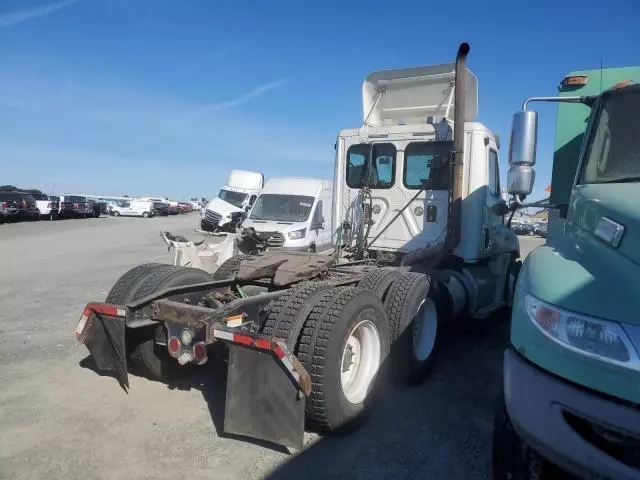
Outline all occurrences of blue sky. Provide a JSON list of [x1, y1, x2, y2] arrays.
[[1, 0, 639, 200]]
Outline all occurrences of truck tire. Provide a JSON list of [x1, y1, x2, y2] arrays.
[[105, 264, 213, 381], [384, 272, 437, 385], [297, 287, 391, 431], [127, 266, 214, 381], [261, 282, 334, 342], [492, 396, 561, 479], [212, 254, 246, 280], [105, 263, 165, 304], [357, 268, 402, 301]]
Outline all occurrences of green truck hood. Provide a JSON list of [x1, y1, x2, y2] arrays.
[[511, 219, 640, 403], [571, 183, 640, 268]]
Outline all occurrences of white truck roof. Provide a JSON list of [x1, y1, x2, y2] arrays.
[[363, 63, 478, 127], [261, 178, 331, 197], [226, 170, 264, 192]]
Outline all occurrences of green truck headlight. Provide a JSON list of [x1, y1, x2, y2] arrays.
[[525, 294, 640, 370]]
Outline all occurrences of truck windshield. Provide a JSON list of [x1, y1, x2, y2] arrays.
[[218, 189, 247, 208], [582, 88, 640, 184], [249, 194, 315, 222]]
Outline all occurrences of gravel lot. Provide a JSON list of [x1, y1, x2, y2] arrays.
[[0, 214, 543, 480]]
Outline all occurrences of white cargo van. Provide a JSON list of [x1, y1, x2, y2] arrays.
[[242, 178, 333, 252], [110, 199, 154, 218], [201, 170, 263, 231]]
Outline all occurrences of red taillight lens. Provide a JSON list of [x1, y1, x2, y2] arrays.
[[20, 201, 27, 208], [193, 342, 208, 364], [74, 203, 79, 208], [168, 337, 181, 355]]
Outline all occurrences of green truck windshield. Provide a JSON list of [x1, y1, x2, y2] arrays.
[[581, 89, 640, 184]]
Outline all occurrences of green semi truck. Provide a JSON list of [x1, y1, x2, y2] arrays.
[[493, 68, 640, 479]]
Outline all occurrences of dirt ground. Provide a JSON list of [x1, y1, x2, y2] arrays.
[[0, 214, 543, 480]]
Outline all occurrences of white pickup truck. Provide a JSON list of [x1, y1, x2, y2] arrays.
[[31, 193, 58, 220]]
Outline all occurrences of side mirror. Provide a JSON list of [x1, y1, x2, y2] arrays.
[[508, 111, 538, 167], [507, 165, 535, 195], [507, 110, 538, 195], [312, 218, 325, 230]]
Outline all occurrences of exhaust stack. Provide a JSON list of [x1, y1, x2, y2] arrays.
[[449, 42, 470, 253]]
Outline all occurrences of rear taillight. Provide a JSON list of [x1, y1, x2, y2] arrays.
[[20, 201, 27, 208], [74, 203, 79, 208], [0, 201, 7, 208], [168, 337, 181, 356], [47, 202, 52, 208], [193, 342, 208, 365]]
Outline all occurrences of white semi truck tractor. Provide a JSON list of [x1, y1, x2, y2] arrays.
[[75, 43, 520, 450]]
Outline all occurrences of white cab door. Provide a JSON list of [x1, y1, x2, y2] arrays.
[[342, 139, 451, 252]]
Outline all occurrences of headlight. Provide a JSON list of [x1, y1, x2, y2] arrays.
[[288, 228, 306, 240], [525, 294, 640, 370]]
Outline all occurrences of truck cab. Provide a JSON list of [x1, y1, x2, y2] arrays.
[[333, 62, 517, 318], [494, 70, 640, 480], [201, 170, 263, 232]]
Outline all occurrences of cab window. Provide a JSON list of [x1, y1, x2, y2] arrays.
[[403, 142, 451, 189], [488, 150, 501, 197], [346, 143, 396, 189], [311, 200, 324, 227]]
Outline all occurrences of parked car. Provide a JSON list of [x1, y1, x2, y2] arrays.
[[178, 202, 191, 214], [533, 222, 547, 238], [0, 191, 21, 223], [152, 202, 170, 216], [511, 222, 533, 236], [110, 199, 154, 218], [0, 191, 40, 221], [94, 201, 107, 216], [31, 193, 58, 220], [168, 201, 180, 215], [86, 199, 96, 218], [59, 195, 90, 218]]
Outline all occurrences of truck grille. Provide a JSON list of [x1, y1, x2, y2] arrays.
[[205, 209, 222, 226], [267, 232, 285, 247]]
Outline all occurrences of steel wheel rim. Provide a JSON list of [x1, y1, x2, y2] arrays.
[[412, 299, 438, 362], [340, 319, 381, 405]]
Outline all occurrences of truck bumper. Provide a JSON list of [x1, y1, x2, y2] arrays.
[[76, 299, 310, 449], [200, 219, 216, 232], [504, 348, 640, 479]]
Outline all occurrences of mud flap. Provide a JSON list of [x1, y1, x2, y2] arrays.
[[83, 314, 129, 390], [224, 344, 305, 450]]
